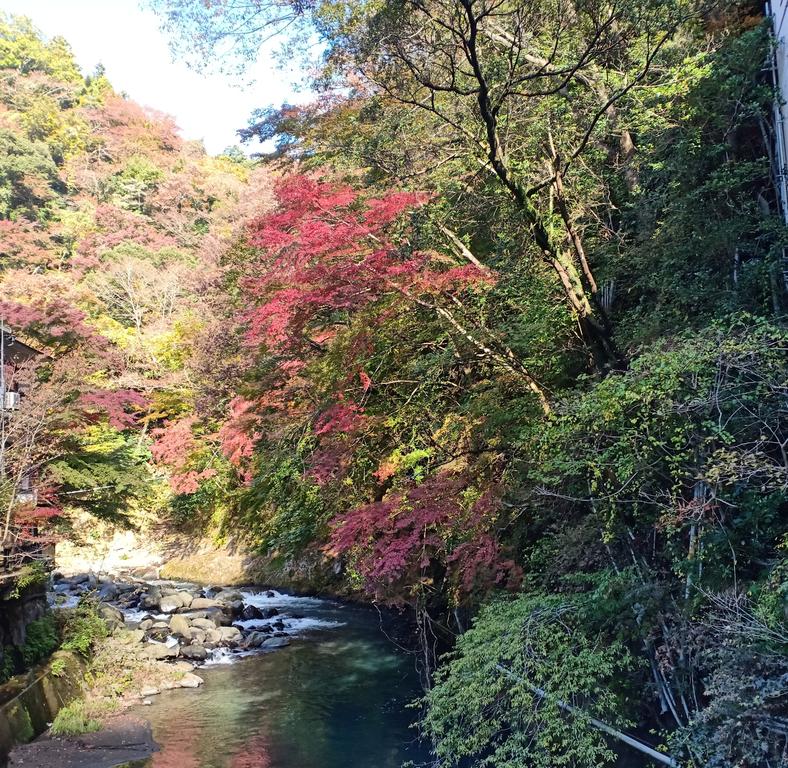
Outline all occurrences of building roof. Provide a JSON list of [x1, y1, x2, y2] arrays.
[[0, 324, 43, 364]]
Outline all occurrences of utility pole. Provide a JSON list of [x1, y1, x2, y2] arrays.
[[1, 317, 6, 481]]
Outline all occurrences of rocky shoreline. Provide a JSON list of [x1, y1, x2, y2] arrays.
[[7, 571, 317, 768], [53, 570, 297, 666]]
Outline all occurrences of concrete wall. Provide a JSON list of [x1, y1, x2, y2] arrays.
[[0, 651, 85, 765]]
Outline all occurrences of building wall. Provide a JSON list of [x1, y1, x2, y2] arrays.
[[770, 0, 788, 220]]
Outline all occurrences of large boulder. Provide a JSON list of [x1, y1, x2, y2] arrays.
[[140, 586, 162, 611], [217, 591, 244, 604], [241, 605, 264, 621], [217, 626, 242, 645], [97, 582, 119, 602], [260, 637, 290, 650], [159, 595, 182, 614], [97, 602, 124, 630], [241, 631, 270, 648], [144, 642, 180, 660], [118, 629, 145, 644], [190, 618, 217, 631], [179, 673, 204, 688], [169, 614, 191, 637], [190, 597, 220, 610], [180, 645, 208, 661]]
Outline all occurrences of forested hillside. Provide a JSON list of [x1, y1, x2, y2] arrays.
[[1, 1, 787, 766], [0, 14, 272, 541]]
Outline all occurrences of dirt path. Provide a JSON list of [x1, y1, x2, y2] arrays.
[[8, 715, 157, 768]]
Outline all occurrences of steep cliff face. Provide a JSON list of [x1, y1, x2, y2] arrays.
[[0, 582, 48, 679]]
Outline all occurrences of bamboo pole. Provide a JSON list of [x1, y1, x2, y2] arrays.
[[494, 664, 680, 768]]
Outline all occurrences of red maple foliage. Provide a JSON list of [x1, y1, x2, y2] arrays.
[[79, 389, 149, 430], [235, 174, 493, 490], [329, 472, 521, 601], [218, 397, 262, 484], [243, 174, 489, 354]]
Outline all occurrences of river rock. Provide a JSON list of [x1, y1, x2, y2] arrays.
[[218, 591, 244, 604], [119, 629, 145, 644], [140, 586, 162, 610], [260, 637, 290, 650], [140, 686, 159, 697], [205, 628, 222, 644], [177, 591, 194, 608], [203, 607, 233, 626], [190, 618, 217, 631], [190, 629, 207, 645], [218, 626, 242, 645], [190, 597, 220, 610], [98, 582, 119, 602], [179, 673, 204, 688], [169, 615, 191, 637], [97, 602, 125, 630], [159, 595, 182, 613], [241, 631, 269, 648], [177, 610, 208, 620], [144, 642, 180, 660], [240, 605, 264, 621], [139, 619, 154, 631], [180, 644, 208, 661]]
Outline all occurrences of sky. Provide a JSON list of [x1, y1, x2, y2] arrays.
[[0, 0, 307, 154]]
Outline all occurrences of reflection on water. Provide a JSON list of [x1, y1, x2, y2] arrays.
[[122, 598, 429, 768]]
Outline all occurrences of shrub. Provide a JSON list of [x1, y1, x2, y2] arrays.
[[50, 699, 101, 737], [20, 615, 59, 668], [57, 599, 109, 656]]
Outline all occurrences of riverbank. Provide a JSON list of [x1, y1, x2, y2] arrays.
[[7, 572, 362, 768], [8, 715, 156, 768]]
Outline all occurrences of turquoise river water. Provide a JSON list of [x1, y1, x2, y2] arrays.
[[121, 591, 430, 768]]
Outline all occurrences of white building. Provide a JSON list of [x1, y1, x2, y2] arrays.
[[769, 1, 788, 220]]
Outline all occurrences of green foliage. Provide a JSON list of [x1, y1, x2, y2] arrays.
[[9, 561, 48, 598], [47, 425, 156, 522], [533, 317, 787, 586], [0, 127, 59, 219], [105, 155, 164, 212], [239, 452, 328, 558], [0, 646, 17, 683], [20, 614, 58, 668], [57, 599, 109, 657], [0, 14, 82, 84], [423, 593, 636, 768], [610, 24, 779, 344], [50, 699, 101, 737], [49, 656, 67, 677]]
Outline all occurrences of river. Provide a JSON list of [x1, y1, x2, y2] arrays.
[[118, 590, 430, 768]]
